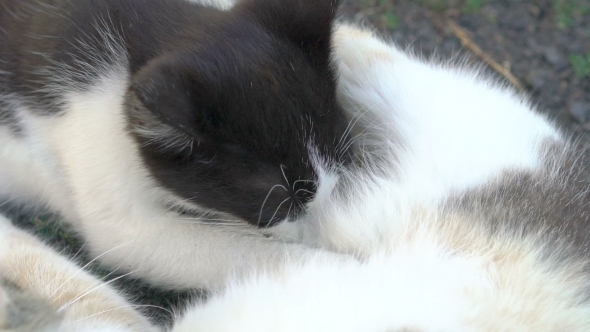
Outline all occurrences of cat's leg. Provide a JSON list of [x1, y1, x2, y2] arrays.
[[66, 208, 337, 290], [0, 214, 158, 332]]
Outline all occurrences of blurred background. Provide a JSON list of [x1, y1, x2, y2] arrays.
[[343, 0, 590, 157]]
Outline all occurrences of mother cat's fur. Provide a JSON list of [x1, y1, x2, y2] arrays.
[[0, 0, 349, 290]]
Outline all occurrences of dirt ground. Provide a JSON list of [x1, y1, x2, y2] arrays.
[[5, 0, 590, 328]]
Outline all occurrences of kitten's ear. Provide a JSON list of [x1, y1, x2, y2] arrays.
[[240, 0, 340, 63], [130, 56, 218, 144]]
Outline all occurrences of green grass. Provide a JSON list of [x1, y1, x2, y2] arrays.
[[417, 0, 488, 12], [359, 1, 399, 30], [383, 7, 399, 29], [553, 0, 590, 29], [464, 0, 488, 11], [569, 52, 590, 78], [29, 215, 80, 246]]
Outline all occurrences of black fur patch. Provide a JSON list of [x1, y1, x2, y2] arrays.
[[1, 0, 351, 226]]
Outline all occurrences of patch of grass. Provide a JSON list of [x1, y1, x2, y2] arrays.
[[383, 7, 399, 29], [553, 0, 590, 29], [569, 52, 590, 78], [419, 0, 452, 12], [464, 0, 488, 11], [417, 0, 489, 12], [359, 1, 398, 30], [28, 214, 85, 253]]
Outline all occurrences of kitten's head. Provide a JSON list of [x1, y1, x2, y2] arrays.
[[127, 0, 349, 227]]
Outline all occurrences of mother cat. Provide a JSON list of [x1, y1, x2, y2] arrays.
[[0, 0, 350, 289]]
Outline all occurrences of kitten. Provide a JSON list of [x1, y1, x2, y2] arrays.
[[0, 0, 348, 290]]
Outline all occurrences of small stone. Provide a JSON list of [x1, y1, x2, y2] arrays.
[[569, 102, 590, 123], [543, 47, 569, 70]]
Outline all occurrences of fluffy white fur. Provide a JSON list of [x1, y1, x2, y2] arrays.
[[299, 25, 562, 253]]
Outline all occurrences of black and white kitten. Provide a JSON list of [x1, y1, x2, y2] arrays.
[[0, 0, 349, 289]]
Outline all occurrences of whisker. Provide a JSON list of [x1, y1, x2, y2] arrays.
[[291, 179, 317, 192], [257, 184, 288, 225], [295, 189, 315, 197], [280, 164, 290, 187], [63, 304, 173, 326], [336, 107, 371, 151], [265, 197, 291, 230], [336, 101, 382, 155], [0, 195, 27, 208], [58, 270, 137, 312], [44, 240, 88, 294], [47, 242, 132, 301], [286, 202, 294, 220], [177, 217, 241, 223]]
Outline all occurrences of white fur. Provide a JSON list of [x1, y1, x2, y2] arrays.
[[298, 25, 563, 253], [173, 253, 479, 332]]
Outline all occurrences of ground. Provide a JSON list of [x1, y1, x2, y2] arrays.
[[7, 0, 590, 328]]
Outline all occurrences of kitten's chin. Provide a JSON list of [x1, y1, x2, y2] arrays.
[[261, 217, 310, 244]]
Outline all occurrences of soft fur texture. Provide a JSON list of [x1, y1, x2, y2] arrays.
[[0, 215, 157, 331], [0, 0, 348, 292], [1, 2, 590, 332], [171, 25, 590, 331]]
